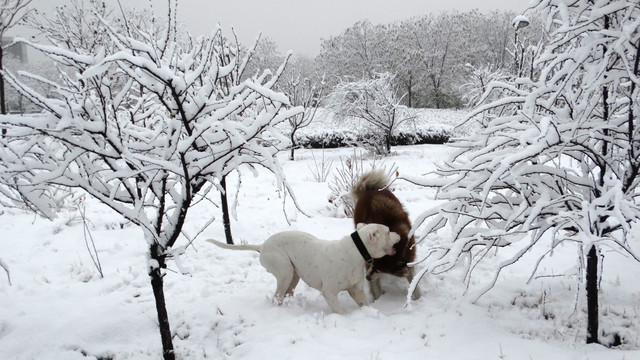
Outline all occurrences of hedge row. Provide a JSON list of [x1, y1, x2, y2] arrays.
[[293, 126, 451, 149]]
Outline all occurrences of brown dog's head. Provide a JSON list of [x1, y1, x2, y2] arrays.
[[356, 223, 401, 258]]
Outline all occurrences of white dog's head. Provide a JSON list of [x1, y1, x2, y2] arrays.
[[356, 223, 401, 258]]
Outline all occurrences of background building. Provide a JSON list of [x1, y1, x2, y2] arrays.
[[2, 37, 28, 62]]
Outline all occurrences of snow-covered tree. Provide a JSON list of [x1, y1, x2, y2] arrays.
[[459, 63, 510, 108], [383, 19, 424, 108], [278, 54, 325, 160], [327, 72, 409, 155], [0, 0, 32, 116], [0, 2, 301, 359], [411, 0, 640, 345], [406, 12, 468, 109], [240, 34, 284, 81], [0, 0, 32, 286], [316, 10, 530, 109], [317, 20, 388, 85]]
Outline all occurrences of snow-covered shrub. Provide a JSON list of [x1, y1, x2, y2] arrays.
[[296, 129, 361, 148], [328, 150, 366, 217], [293, 124, 451, 149], [327, 72, 412, 154], [307, 149, 333, 182], [412, 0, 640, 346], [390, 126, 450, 145], [328, 150, 395, 217]]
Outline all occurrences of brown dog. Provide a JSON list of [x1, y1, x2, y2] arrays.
[[352, 169, 421, 300]]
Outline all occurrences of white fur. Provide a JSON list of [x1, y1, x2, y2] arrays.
[[208, 223, 400, 313]]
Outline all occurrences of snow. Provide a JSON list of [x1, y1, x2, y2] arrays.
[[1, 140, 639, 359], [512, 15, 530, 29]]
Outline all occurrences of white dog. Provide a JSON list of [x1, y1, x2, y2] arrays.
[[208, 223, 400, 313]]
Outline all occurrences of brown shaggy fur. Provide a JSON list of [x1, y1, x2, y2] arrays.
[[352, 169, 421, 300]]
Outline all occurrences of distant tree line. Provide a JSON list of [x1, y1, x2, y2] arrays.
[[320, 10, 546, 109], [249, 10, 542, 111], [204, 10, 547, 111], [3, 9, 544, 115]]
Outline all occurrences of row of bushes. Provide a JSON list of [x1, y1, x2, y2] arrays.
[[294, 126, 452, 149]]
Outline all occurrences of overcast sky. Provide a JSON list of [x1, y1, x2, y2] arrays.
[[20, 0, 531, 57]]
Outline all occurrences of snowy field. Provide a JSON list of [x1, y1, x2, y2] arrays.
[[1, 141, 639, 359]]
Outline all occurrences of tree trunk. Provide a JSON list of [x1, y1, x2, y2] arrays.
[[220, 175, 234, 244], [289, 129, 297, 161], [407, 72, 413, 108], [586, 245, 599, 344], [0, 48, 5, 115], [149, 244, 175, 360], [1, 48, 6, 137], [586, 13, 608, 346], [385, 133, 391, 154]]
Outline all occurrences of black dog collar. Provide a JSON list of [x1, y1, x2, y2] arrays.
[[351, 231, 373, 264]]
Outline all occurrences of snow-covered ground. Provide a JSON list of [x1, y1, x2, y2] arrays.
[[1, 142, 639, 359]]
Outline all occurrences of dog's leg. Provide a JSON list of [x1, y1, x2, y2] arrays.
[[260, 253, 295, 305], [285, 272, 300, 297], [368, 272, 384, 300], [321, 289, 343, 314], [273, 271, 296, 304], [406, 267, 422, 300], [347, 285, 370, 307]]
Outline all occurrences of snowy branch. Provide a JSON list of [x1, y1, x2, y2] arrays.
[[411, 0, 640, 303]]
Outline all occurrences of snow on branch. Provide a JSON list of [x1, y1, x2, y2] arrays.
[[410, 0, 640, 302], [0, 4, 303, 255]]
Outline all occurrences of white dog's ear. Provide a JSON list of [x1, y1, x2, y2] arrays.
[[368, 229, 379, 246], [356, 223, 366, 230]]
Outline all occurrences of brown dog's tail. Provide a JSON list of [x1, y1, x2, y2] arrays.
[[351, 169, 390, 200], [206, 239, 262, 252]]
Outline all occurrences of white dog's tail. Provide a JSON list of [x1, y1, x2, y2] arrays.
[[207, 239, 261, 252]]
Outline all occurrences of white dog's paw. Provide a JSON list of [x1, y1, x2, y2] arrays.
[[357, 305, 381, 318]]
